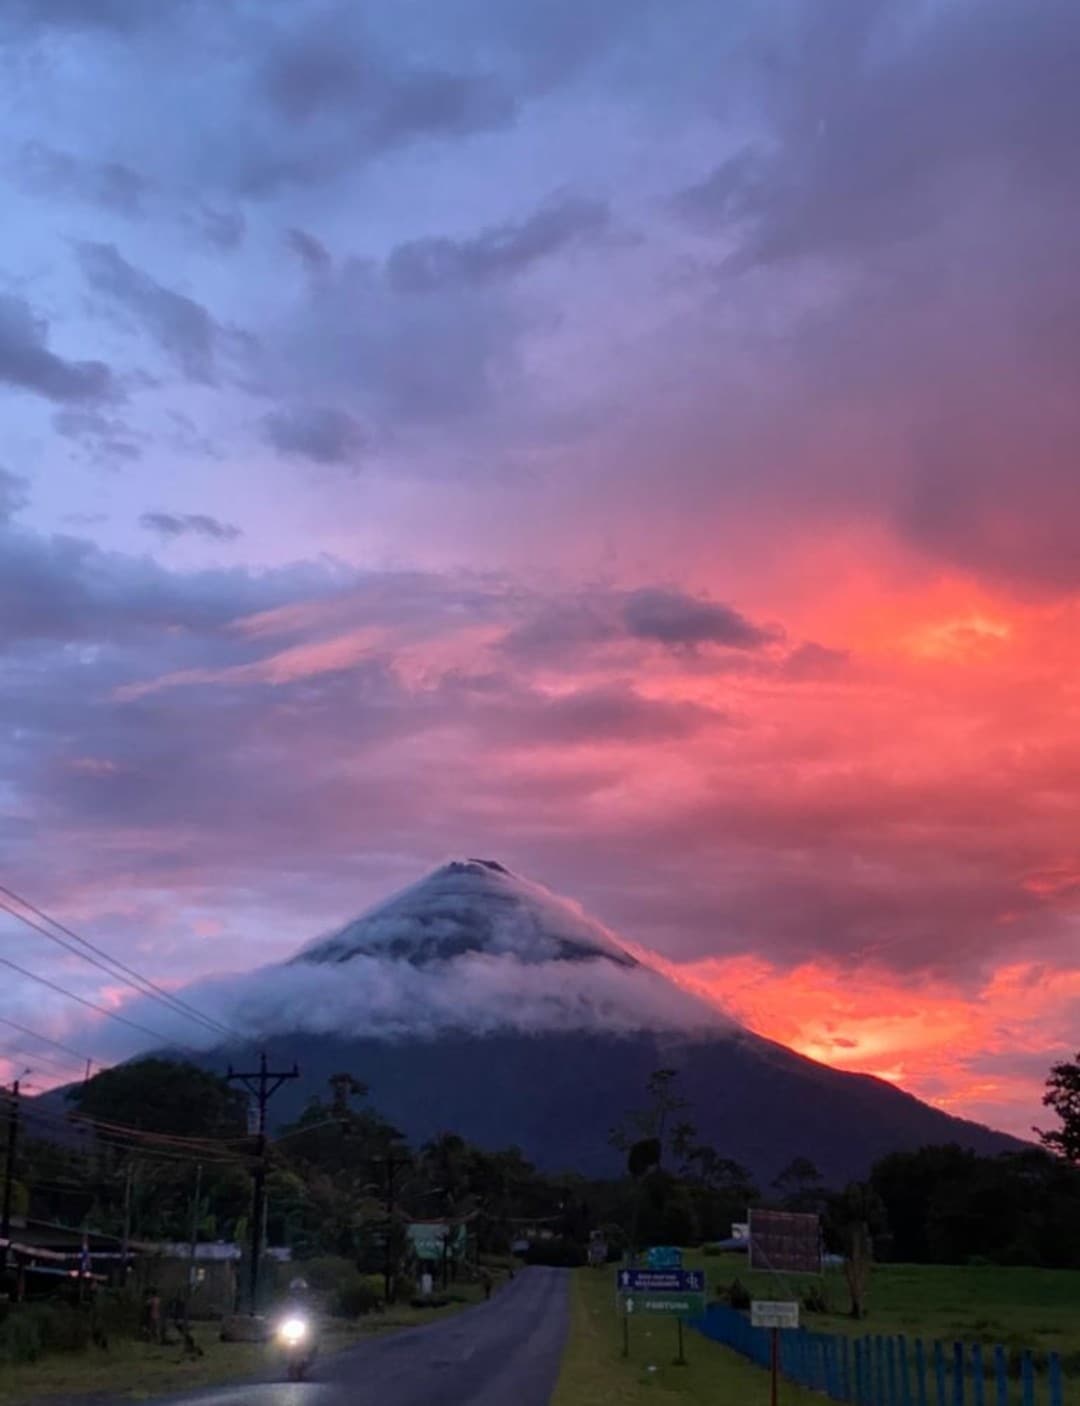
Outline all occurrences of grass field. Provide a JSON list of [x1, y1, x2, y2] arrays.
[[689, 1251, 1080, 1364], [552, 1266, 819, 1406], [553, 1254, 1080, 1406], [0, 1283, 494, 1404]]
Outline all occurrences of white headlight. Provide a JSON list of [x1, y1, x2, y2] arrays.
[[278, 1317, 308, 1345]]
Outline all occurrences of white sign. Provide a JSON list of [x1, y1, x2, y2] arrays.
[[751, 1300, 800, 1330]]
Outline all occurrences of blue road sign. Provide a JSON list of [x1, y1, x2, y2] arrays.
[[646, 1245, 682, 1269], [616, 1268, 705, 1293]]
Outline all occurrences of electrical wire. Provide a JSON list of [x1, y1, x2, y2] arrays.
[[0, 885, 240, 1042], [0, 952, 173, 1044], [21, 1107, 254, 1168], [0, 1014, 93, 1070], [0, 1046, 86, 1082]]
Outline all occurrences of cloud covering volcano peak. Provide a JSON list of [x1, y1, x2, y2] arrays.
[[72, 860, 732, 1059]]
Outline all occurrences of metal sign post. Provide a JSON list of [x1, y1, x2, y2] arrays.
[[751, 1301, 800, 1406], [616, 1267, 707, 1366]]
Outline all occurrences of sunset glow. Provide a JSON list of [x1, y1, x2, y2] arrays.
[[2, 0, 1079, 1144]]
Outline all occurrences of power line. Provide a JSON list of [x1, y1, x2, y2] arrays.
[[20, 1106, 254, 1168], [0, 1046, 85, 1082], [0, 952, 171, 1044], [0, 1015, 93, 1071], [0, 887, 240, 1042]]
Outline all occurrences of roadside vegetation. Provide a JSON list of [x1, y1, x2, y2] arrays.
[[553, 1264, 818, 1406], [4, 1049, 1079, 1399]]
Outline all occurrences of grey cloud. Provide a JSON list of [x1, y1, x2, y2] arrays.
[[199, 208, 246, 251], [623, 588, 778, 650], [675, 149, 769, 226], [495, 682, 718, 746], [723, 0, 1080, 269], [0, 470, 29, 523], [262, 405, 365, 466], [139, 511, 242, 543], [274, 254, 524, 426], [77, 242, 223, 384], [0, 295, 114, 404], [53, 407, 142, 463], [18, 142, 148, 216], [499, 599, 618, 663], [286, 227, 331, 274], [262, 30, 516, 144], [0, 519, 342, 649], [3, 0, 162, 30], [780, 642, 850, 681], [386, 195, 610, 293]]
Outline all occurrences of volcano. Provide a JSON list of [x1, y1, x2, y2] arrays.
[[187, 859, 1020, 1182]]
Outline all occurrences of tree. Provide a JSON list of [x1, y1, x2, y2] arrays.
[[772, 1156, 825, 1211], [68, 1058, 247, 1138], [827, 1182, 885, 1319], [609, 1068, 690, 1170], [1037, 1053, 1080, 1164]]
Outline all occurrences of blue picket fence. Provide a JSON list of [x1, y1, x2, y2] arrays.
[[691, 1303, 1067, 1405]]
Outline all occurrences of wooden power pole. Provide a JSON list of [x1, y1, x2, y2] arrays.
[[227, 1053, 298, 1314]]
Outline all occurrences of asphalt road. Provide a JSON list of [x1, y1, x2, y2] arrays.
[[137, 1267, 570, 1406]]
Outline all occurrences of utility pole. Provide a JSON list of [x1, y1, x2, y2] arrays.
[[377, 1149, 411, 1304], [120, 1161, 134, 1284], [185, 1162, 202, 1318], [226, 1053, 298, 1315], [1, 1079, 21, 1277]]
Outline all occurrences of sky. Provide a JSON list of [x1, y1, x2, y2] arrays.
[[1, 0, 1079, 1141]]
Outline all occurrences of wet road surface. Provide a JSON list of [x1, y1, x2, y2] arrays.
[[107, 1267, 569, 1406]]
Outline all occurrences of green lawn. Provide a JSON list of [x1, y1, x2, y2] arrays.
[[552, 1266, 819, 1406], [0, 1282, 494, 1404], [688, 1251, 1080, 1364]]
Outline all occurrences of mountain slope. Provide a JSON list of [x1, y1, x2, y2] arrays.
[[183, 858, 1023, 1182]]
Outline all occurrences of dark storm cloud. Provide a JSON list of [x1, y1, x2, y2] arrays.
[[17, 142, 148, 216], [77, 242, 225, 384], [386, 195, 610, 293], [0, 295, 114, 404], [623, 589, 778, 650], [262, 405, 365, 465], [139, 512, 242, 543], [285, 228, 331, 274]]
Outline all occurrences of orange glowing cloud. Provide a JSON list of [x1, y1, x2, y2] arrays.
[[667, 953, 1080, 1140]]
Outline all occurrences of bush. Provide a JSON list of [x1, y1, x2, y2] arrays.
[[726, 1278, 751, 1310], [92, 1291, 142, 1342], [0, 1309, 43, 1365], [803, 1285, 830, 1314], [331, 1279, 381, 1318], [0, 1302, 93, 1365], [296, 1256, 358, 1293]]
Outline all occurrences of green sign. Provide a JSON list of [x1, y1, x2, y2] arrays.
[[618, 1290, 706, 1318], [406, 1221, 466, 1263]]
